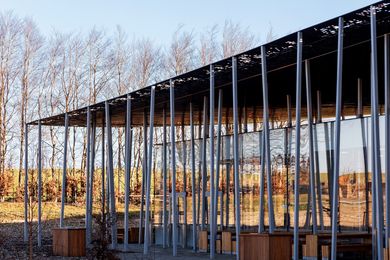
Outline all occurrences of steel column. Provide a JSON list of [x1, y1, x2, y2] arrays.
[[190, 102, 197, 251], [105, 101, 117, 248], [214, 89, 223, 232], [201, 96, 207, 229], [87, 117, 96, 245], [357, 79, 363, 118], [293, 31, 303, 260], [305, 60, 318, 234], [232, 56, 241, 260], [162, 107, 168, 248], [60, 113, 69, 227], [317, 91, 322, 123], [260, 45, 276, 232], [124, 94, 132, 250], [371, 6, 384, 258], [385, 33, 390, 244], [139, 111, 147, 243], [23, 123, 28, 242], [101, 118, 106, 223], [170, 79, 178, 256], [144, 86, 155, 254], [330, 17, 344, 260], [209, 64, 216, 259], [258, 131, 265, 233], [181, 114, 188, 248], [85, 107, 91, 245], [37, 121, 42, 247]]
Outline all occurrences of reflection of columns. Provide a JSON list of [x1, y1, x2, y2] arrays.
[[370, 7, 384, 258], [23, 123, 29, 242], [162, 107, 168, 248], [124, 94, 132, 250], [144, 86, 155, 254], [305, 60, 317, 234], [330, 17, 344, 260], [170, 79, 178, 256], [60, 113, 69, 227], [105, 101, 117, 248], [37, 120, 42, 247], [260, 45, 276, 233], [385, 33, 390, 244], [232, 56, 241, 260], [190, 102, 197, 251], [293, 31, 303, 260], [209, 64, 216, 259]]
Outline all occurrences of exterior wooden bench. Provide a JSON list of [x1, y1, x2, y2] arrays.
[[239, 232, 292, 260], [52, 227, 86, 257], [321, 243, 371, 259]]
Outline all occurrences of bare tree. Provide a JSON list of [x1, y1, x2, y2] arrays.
[[221, 19, 256, 58], [198, 24, 219, 66], [18, 18, 43, 187], [167, 25, 195, 76]]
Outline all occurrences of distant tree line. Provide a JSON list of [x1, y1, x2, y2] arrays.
[[0, 10, 276, 202]]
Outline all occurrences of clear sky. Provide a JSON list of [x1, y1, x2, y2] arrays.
[[2, 0, 380, 47]]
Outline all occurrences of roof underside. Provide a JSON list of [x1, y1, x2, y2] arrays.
[[30, 1, 390, 127]]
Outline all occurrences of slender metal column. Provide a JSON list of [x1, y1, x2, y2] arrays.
[[170, 79, 178, 256], [190, 102, 197, 251], [101, 118, 106, 224], [357, 79, 363, 118], [313, 125, 324, 230], [258, 131, 265, 233], [232, 56, 241, 259], [371, 7, 384, 258], [330, 17, 344, 260], [324, 123, 333, 215], [139, 111, 147, 243], [317, 91, 322, 124], [23, 123, 28, 242], [305, 60, 318, 234], [124, 94, 132, 251], [314, 91, 324, 230], [60, 113, 69, 227], [293, 31, 303, 260], [286, 95, 292, 231], [162, 107, 168, 248], [85, 107, 91, 245], [87, 117, 96, 245], [214, 89, 223, 232], [105, 101, 117, 248], [181, 113, 188, 248], [144, 86, 155, 254], [384, 33, 390, 244], [287, 95, 292, 127], [360, 117, 369, 231], [225, 136, 231, 228], [260, 45, 276, 232], [37, 121, 42, 247], [201, 96, 208, 229], [209, 64, 216, 259]]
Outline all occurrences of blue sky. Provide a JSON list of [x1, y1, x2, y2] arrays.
[[2, 0, 379, 47]]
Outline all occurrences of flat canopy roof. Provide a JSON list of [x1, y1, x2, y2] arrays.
[[29, 1, 390, 127]]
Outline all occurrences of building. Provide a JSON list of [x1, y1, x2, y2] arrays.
[[24, 1, 390, 259]]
